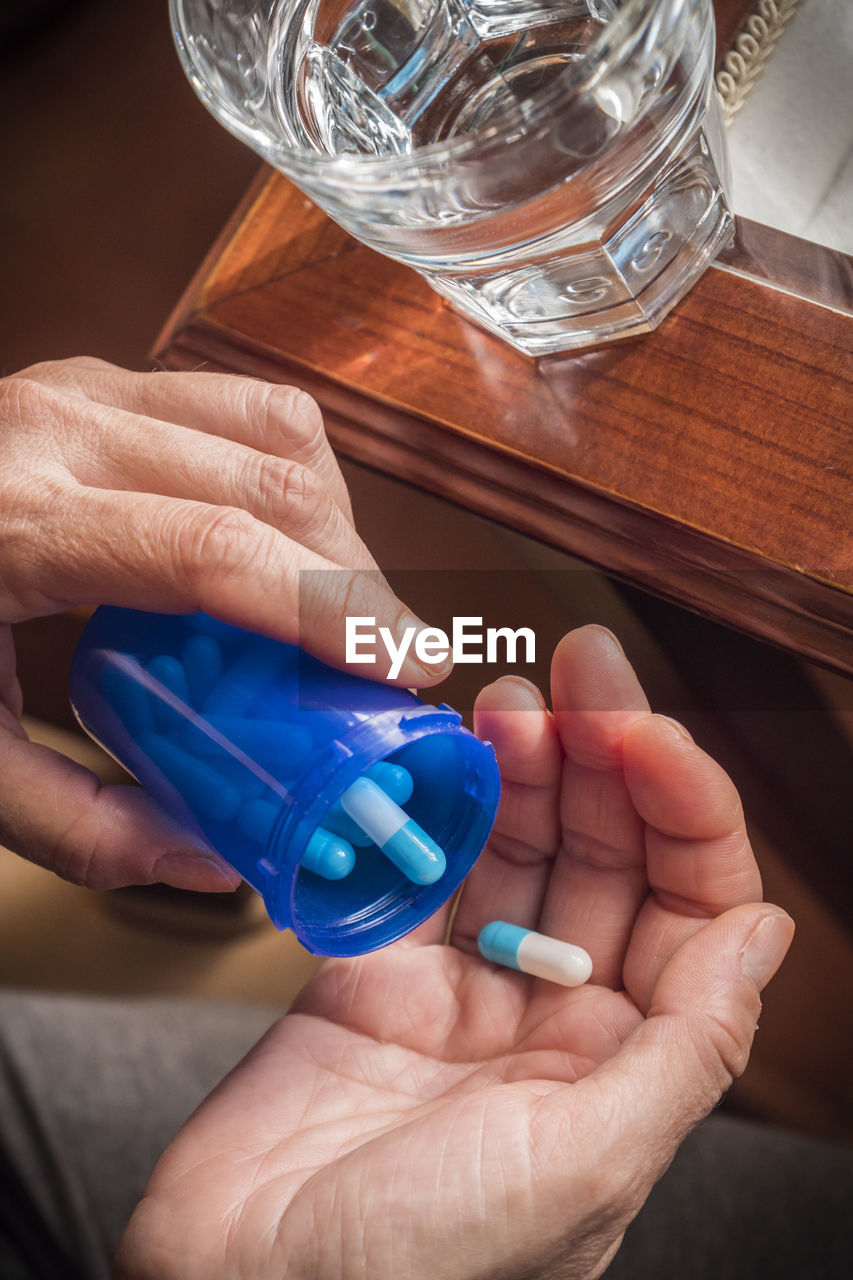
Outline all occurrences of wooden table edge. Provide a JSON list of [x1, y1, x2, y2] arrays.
[[156, 308, 853, 679]]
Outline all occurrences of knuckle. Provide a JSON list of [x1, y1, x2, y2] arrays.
[[237, 378, 283, 440], [0, 374, 50, 426], [170, 505, 260, 593], [50, 810, 98, 887], [337, 569, 377, 622], [0, 469, 72, 619], [0, 371, 99, 460], [67, 355, 115, 370], [337, 569, 390, 625], [300, 566, 369, 628], [3, 359, 59, 386], [692, 1007, 750, 1085], [252, 453, 326, 529], [29, 772, 104, 889], [48, 785, 130, 891], [4, 356, 102, 395]]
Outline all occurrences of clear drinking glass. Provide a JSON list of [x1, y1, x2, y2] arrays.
[[171, 0, 733, 356]]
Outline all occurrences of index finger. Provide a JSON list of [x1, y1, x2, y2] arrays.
[[450, 675, 562, 955], [15, 480, 451, 687], [535, 626, 651, 988]]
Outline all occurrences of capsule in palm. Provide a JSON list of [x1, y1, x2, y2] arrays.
[[478, 921, 592, 988]]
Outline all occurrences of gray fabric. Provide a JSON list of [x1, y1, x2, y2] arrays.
[[0, 990, 277, 1279], [605, 1113, 853, 1279], [0, 989, 851, 1279]]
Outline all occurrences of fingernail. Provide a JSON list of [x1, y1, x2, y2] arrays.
[[201, 857, 243, 889], [415, 656, 453, 681], [653, 714, 694, 742], [587, 625, 626, 657], [400, 615, 453, 680], [503, 676, 547, 708], [740, 911, 795, 990], [159, 850, 242, 890]]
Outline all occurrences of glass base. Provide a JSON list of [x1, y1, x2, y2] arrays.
[[426, 125, 735, 358]]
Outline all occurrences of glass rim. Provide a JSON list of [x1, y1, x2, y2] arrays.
[[169, 0, 689, 182]]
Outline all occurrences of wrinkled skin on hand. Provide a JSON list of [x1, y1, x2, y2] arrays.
[[0, 357, 444, 892], [115, 626, 794, 1280]]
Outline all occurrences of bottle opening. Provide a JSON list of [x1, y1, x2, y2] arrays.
[[283, 731, 500, 954]]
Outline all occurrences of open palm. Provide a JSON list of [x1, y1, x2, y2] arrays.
[[117, 627, 793, 1280]]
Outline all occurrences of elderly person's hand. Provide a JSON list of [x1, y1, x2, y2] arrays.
[[0, 357, 444, 893], [115, 624, 793, 1280]]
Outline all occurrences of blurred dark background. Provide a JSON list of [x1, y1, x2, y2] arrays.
[[0, 0, 258, 373]]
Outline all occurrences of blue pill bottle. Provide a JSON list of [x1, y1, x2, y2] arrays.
[[69, 607, 501, 956]]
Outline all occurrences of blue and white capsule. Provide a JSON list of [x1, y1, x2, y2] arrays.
[[340, 775, 446, 885], [324, 762, 414, 847], [478, 921, 592, 988]]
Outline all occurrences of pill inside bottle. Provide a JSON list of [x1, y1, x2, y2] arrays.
[[340, 775, 446, 884]]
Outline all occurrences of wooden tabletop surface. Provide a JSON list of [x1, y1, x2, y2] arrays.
[[155, 2, 853, 677]]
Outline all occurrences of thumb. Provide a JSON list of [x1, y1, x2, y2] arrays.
[[538, 905, 794, 1213], [627, 900, 792, 1099], [0, 723, 242, 893]]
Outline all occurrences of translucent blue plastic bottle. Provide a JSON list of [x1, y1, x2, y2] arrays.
[[69, 607, 501, 956]]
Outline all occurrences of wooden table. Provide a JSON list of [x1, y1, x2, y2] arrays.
[[154, 3, 853, 678]]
